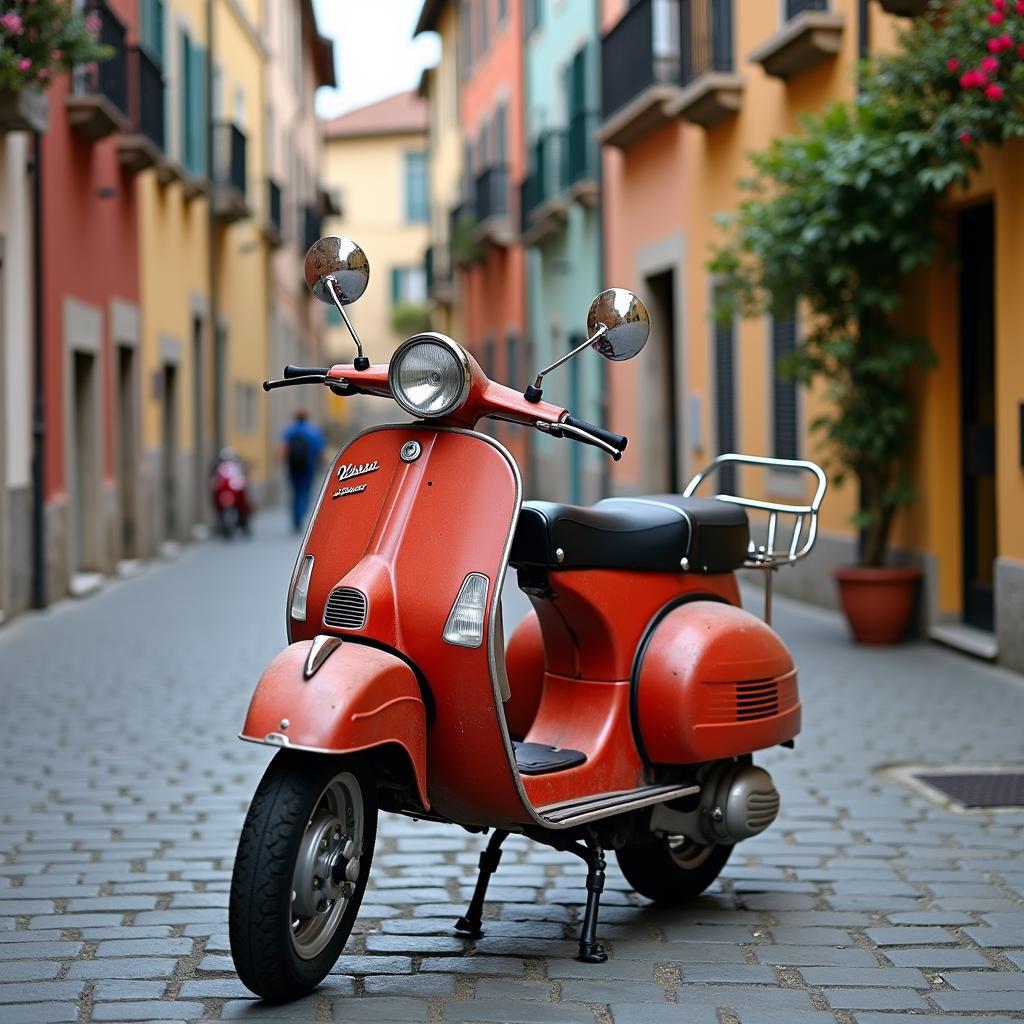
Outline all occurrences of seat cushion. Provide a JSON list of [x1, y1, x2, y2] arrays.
[[510, 495, 749, 573]]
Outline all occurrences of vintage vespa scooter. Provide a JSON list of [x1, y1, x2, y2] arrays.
[[229, 237, 827, 1002]]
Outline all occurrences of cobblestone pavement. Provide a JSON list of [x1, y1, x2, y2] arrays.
[[2, 512, 1024, 1024]]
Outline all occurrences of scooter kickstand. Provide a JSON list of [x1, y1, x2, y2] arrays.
[[575, 832, 609, 964], [454, 829, 508, 938]]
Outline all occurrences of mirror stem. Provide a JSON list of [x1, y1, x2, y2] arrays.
[[524, 324, 607, 403], [327, 277, 370, 371]]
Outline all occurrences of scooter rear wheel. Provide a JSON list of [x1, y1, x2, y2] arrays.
[[616, 836, 732, 905], [229, 750, 377, 1002]]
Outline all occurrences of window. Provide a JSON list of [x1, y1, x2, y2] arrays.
[[141, 0, 165, 64], [390, 267, 428, 305], [772, 312, 799, 460], [180, 30, 207, 177], [404, 151, 429, 223]]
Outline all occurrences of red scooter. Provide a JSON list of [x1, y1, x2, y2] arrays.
[[228, 237, 827, 1002], [211, 448, 252, 538]]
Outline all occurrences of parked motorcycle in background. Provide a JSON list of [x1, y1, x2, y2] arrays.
[[227, 236, 827, 1003], [211, 448, 252, 539]]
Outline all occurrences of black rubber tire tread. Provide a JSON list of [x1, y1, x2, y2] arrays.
[[229, 750, 377, 1002], [616, 838, 732, 905]]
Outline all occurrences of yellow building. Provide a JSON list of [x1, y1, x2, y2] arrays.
[[320, 92, 430, 437], [597, 0, 1023, 669], [415, 0, 462, 340]]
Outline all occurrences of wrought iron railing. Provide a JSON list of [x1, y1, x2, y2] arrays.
[[214, 121, 247, 195], [521, 130, 568, 228], [601, 0, 681, 120], [680, 0, 734, 85], [267, 179, 282, 235], [84, 0, 128, 115], [126, 45, 164, 149], [474, 164, 510, 222], [786, 0, 828, 17]]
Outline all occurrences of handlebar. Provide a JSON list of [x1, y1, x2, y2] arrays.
[[562, 415, 628, 454], [284, 365, 330, 378]]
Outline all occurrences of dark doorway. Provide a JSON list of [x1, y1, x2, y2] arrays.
[[162, 364, 179, 541], [958, 203, 997, 632], [117, 347, 137, 558], [192, 315, 205, 527], [72, 351, 99, 572], [646, 269, 679, 493]]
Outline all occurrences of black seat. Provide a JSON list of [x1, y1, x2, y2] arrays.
[[513, 741, 587, 775], [510, 495, 749, 574]]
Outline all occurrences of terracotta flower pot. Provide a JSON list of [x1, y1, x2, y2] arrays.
[[833, 566, 921, 645]]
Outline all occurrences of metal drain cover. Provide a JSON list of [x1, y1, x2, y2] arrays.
[[914, 771, 1024, 808]]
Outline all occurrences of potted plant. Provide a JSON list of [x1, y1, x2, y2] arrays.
[[710, 0, 1021, 643], [0, 0, 109, 133]]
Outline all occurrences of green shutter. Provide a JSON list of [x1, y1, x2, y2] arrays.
[[180, 29, 191, 169], [391, 268, 402, 305], [189, 43, 208, 178]]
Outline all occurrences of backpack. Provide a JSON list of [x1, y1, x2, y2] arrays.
[[286, 429, 312, 477]]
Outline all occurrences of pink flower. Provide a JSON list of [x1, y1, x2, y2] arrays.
[[960, 69, 988, 88], [988, 34, 1014, 52], [18, 58, 31, 72], [947, 57, 961, 72], [989, 10, 1005, 23], [85, 12, 101, 33], [959, 131, 973, 144], [0, 12, 23, 34], [993, 0, 1006, 10], [1017, 0, 1024, 13], [982, 55, 1000, 72], [986, 82, 1005, 99], [38, 69, 49, 82]]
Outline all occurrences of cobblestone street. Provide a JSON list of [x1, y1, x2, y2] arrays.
[[1, 513, 1023, 1024]]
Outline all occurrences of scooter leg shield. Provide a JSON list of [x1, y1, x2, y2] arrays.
[[240, 640, 429, 809]]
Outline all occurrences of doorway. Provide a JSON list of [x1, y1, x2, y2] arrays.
[[192, 314, 205, 527], [117, 346, 137, 558], [162, 363, 179, 541], [958, 203, 997, 632], [71, 351, 100, 572], [645, 269, 679, 493]]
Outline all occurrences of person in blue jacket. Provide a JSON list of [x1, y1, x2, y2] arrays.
[[279, 410, 325, 532]]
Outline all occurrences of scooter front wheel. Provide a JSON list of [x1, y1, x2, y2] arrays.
[[616, 836, 731, 905], [229, 750, 377, 1002]]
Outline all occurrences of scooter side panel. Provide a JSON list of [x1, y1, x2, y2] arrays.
[[635, 601, 801, 764], [289, 425, 534, 828], [240, 641, 429, 809]]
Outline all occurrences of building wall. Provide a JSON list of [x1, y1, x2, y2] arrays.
[[321, 126, 429, 436]]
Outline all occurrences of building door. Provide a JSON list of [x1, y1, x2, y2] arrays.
[[71, 351, 100, 572], [959, 203, 997, 632], [645, 269, 679, 493], [117, 346, 137, 558], [162, 364, 179, 541]]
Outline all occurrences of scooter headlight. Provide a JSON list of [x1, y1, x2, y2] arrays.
[[388, 334, 471, 419]]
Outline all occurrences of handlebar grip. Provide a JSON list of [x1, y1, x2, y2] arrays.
[[284, 365, 330, 379], [563, 415, 628, 453]]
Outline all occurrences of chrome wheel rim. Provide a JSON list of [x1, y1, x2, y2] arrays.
[[290, 771, 364, 960], [666, 836, 716, 871]]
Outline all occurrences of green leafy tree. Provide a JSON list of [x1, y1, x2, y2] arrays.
[[711, 0, 1022, 567]]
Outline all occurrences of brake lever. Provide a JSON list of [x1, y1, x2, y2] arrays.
[[535, 421, 622, 461], [262, 374, 328, 391]]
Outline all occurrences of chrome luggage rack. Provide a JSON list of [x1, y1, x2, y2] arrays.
[[683, 454, 827, 624]]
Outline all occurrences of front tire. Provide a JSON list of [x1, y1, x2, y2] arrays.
[[229, 751, 377, 1002], [616, 835, 732, 905]]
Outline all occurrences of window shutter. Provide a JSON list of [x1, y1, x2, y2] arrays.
[[391, 268, 402, 305], [570, 45, 586, 117], [180, 30, 191, 170], [190, 43, 208, 178], [713, 296, 737, 494], [772, 314, 798, 460]]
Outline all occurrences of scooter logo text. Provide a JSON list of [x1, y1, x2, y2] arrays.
[[332, 460, 379, 499]]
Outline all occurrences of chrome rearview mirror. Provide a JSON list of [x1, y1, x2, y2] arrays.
[[304, 236, 371, 370], [586, 288, 650, 361], [524, 286, 650, 403]]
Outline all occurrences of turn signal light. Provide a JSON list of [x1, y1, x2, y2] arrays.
[[443, 573, 489, 648], [290, 554, 314, 621]]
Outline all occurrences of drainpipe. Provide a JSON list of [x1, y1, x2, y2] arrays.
[[593, 7, 610, 499], [207, 0, 222, 458], [30, 130, 46, 609]]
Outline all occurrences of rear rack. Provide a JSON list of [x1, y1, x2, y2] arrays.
[[683, 454, 827, 624]]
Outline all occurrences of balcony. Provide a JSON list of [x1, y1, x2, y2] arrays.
[[749, 0, 845, 81], [666, 0, 744, 128], [117, 46, 165, 174], [472, 165, 514, 249], [567, 111, 599, 206], [876, 0, 929, 14], [599, 0, 683, 149], [66, 0, 129, 141], [212, 122, 249, 222], [263, 179, 284, 248], [449, 201, 480, 267], [520, 131, 570, 247]]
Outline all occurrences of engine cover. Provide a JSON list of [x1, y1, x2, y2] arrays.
[[634, 600, 800, 764]]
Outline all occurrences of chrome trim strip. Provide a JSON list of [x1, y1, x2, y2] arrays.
[[304, 635, 343, 679], [538, 782, 701, 827]]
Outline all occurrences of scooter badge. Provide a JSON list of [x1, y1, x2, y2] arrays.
[[332, 459, 379, 499]]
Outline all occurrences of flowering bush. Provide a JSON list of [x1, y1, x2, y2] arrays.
[[710, 0, 1016, 567], [0, 0, 110, 93]]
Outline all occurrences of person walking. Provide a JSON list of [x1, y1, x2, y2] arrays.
[[280, 410, 326, 532]]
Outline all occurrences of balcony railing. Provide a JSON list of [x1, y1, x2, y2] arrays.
[[601, 0, 681, 122], [680, 0, 734, 84], [212, 122, 249, 221], [520, 132, 571, 244], [474, 164, 510, 223], [117, 46, 165, 173], [67, 0, 129, 140], [567, 111, 599, 190], [786, 0, 828, 17]]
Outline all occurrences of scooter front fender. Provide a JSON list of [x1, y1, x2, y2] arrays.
[[240, 639, 429, 809]]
